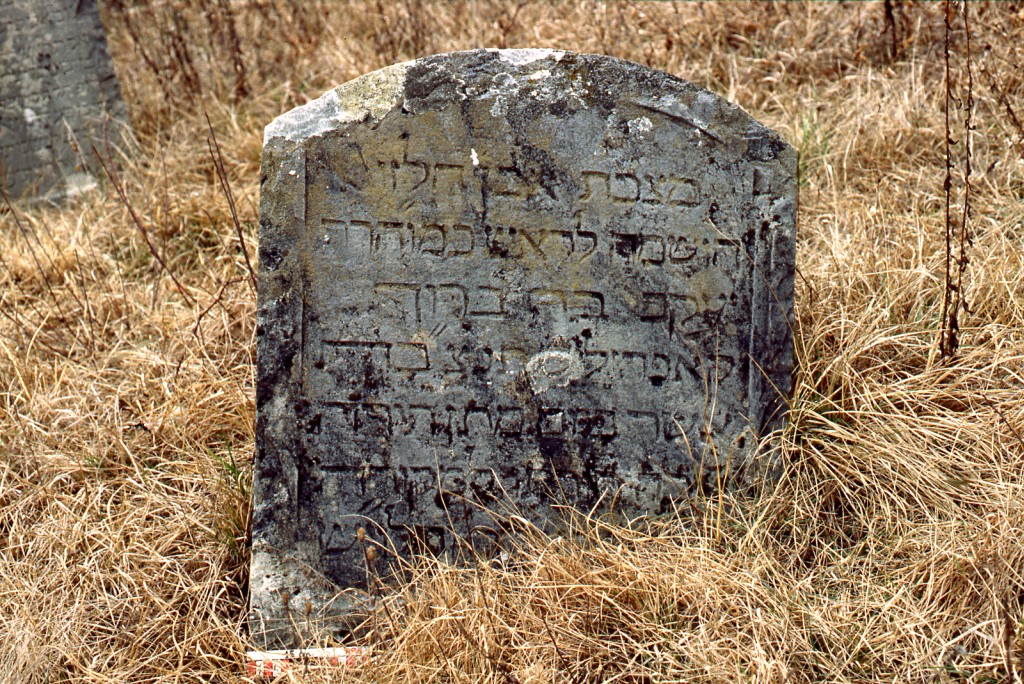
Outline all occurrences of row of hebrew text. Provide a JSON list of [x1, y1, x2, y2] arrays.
[[311, 400, 731, 446], [364, 158, 704, 207], [345, 280, 733, 327], [320, 216, 743, 269], [315, 338, 736, 386]]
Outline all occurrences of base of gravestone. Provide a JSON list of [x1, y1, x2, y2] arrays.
[[3, 121, 134, 210], [248, 543, 374, 649]]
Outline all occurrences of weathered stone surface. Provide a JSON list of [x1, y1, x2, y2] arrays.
[[251, 49, 796, 647], [0, 0, 126, 200]]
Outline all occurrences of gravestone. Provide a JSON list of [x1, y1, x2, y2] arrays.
[[252, 49, 795, 647], [0, 0, 126, 200]]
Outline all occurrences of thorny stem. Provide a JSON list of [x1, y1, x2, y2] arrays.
[[940, 0, 954, 357], [954, 0, 973, 344], [940, 0, 971, 359]]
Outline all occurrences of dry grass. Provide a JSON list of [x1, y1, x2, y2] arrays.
[[1, 1, 1023, 681]]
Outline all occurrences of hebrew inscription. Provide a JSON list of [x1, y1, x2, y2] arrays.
[[252, 49, 796, 647]]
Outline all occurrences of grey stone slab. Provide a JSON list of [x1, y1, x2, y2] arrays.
[[0, 0, 127, 201], [251, 49, 796, 648]]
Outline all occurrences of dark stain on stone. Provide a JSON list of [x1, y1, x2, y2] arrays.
[[614, 232, 642, 257]]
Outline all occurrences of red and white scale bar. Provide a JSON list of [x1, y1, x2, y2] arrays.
[[246, 647, 370, 678]]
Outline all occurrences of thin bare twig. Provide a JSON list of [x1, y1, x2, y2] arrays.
[[92, 145, 195, 307], [953, 0, 973, 338], [940, 0, 972, 359], [205, 114, 257, 293], [940, 0, 955, 358], [0, 187, 72, 330]]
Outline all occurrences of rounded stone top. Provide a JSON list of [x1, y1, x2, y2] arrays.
[[264, 49, 791, 165]]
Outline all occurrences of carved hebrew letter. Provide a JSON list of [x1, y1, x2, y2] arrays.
[[418, 224, 446, 255], [611, 172, 641, 202], [469, 285, 506, 316], [666, 176, 699, 206], [640, 235, 666, 264], [391, 343, 430, 370], [449, 225, 474, 255], [396, 160, 429, 194], [638, 292, 668, 320], [573, 227, 598, 262], [579, 170, 609, 202], [569, 290, 605, 319], [376, 221, 408, 254], [375, 282, 421, 323]]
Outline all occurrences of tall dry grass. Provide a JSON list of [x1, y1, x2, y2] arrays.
[[1, 1, 1023, 681]]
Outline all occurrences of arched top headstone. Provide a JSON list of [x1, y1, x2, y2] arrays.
[[252, 49, 796, 648]]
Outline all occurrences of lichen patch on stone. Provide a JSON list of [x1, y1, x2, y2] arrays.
[[264, 61, 412, 144], [496, 48, 565, 65], [526, 349, 585, 394]]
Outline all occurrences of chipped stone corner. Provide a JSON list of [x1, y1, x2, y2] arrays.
[[248, 543, 371, 649], [263, 60, 414, 145]]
